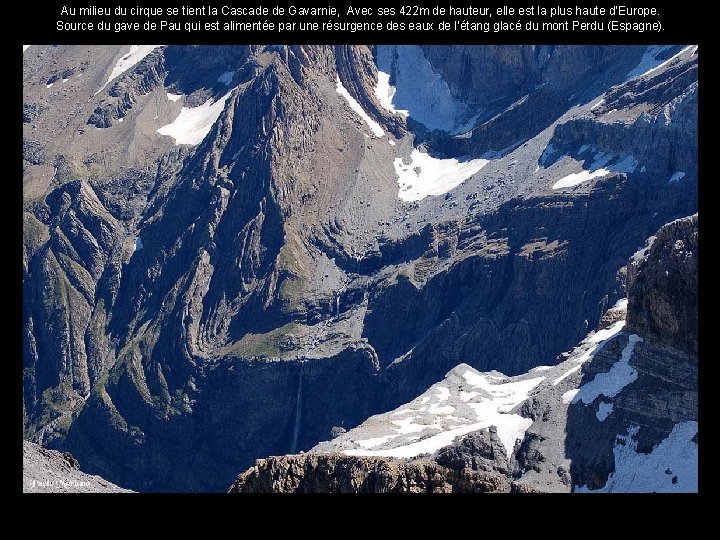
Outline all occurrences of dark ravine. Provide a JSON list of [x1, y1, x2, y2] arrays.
[[23, 45, 697, 492]]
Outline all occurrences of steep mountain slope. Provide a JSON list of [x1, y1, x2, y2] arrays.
[[23, 45, 697, 491], [230, 215, 698, 493], [23, 441, 133, 493]]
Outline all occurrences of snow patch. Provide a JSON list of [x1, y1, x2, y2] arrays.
[[166, 92, 182, 102], [573, 334, 642, 404], [626, 45, 694, 81], [391, 416, 426, 435], [375, 45, 477, 134], [553, 320, 626, 386], [217, 70, 235, 85], [157, 92, 232, 145], [589, 320, 626, 344], [461, 371, 544, 458], [335, 76, 384, 138], [596, 401, 614, 421], [562, 389, 579, 404], [374, 71, 402, 116], [669, 171, 686, 184], [427, 404, 455, 415], [539, 143, 556, 167], [394, 148, 488, 202], [133, 237, 143, 252], [98, 45, 162, 93], [435, 386, 450, 402], [391, 408, 422, 416], [576, 422, 698, 492], [345, 423, 492, 459], [355, 435, 399, 449], [552, 152, 637, 190], [530, 365, 553, 372], [339, 364, 543, 461]]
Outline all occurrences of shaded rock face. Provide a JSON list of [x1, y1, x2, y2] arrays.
[[23, 441, 132, 493], [23, 45, 697, 492], [418, 45, 660, 156], [231, 215, 697, 493], [626, 215, 698, 356], [566, 215, 698, 491]]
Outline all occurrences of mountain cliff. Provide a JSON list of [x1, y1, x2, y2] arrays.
[[230, 215, 698, 492], [23, 45, 697, 492]]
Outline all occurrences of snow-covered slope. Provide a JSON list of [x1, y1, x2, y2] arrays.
[[315, 309, 628, 461], [375, 45, 478, 135], [156, 92, 233, 145], [97, 45, 163, 93], [313, 298, 698, 492], [576, 421, 698, 493], [394, 149, 489, 201], [325, 364, 544, 460], [336, 76, 384, 137]]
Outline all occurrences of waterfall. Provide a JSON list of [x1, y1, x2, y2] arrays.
[[290, 361, 304, 454]]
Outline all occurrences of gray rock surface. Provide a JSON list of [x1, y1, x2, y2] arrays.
[[23, 441, 132, 493], [626, 215, 698, 355]]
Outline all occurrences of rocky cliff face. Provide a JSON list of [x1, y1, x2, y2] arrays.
[[229, 443, 515, 494], [23, 45, 697, 492], [230, 215, 698, 493], [626, 215, 698, 356]]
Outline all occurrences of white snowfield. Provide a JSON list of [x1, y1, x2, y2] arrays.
[[317, 310, 628, 462], [596, 401, 614, 422], [335, 76, 384, 138], [576, 422, 698, 493], [217, 70, 235, 85], [353, 46, 491, 201], [166, 92, 182, 102], [375, 45, 478, 135], [626, 45, 695, 81], [97, 45, 163, 94], [395, 149, 488, 202], [552, 319, 627, 386], [669, 171, 686, 184], [312, 296, 695, 492], [157, 92, 233, 145], [552, 150, 638, 190], [572, 334, 642, 405], [318, 363, 545, 460]]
